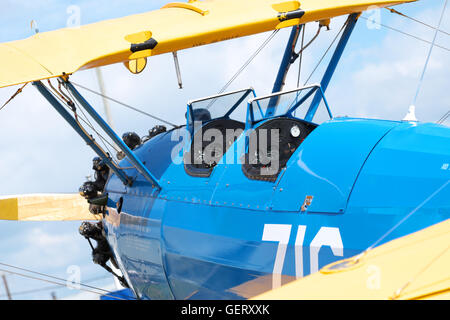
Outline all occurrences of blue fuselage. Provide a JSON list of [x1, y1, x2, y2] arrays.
[[103, 117, 450, 299]]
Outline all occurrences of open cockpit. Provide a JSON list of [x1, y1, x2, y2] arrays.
[[182, 84, 332, 181]]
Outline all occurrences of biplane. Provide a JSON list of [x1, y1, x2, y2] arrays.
[[0, 0, 448, 300]]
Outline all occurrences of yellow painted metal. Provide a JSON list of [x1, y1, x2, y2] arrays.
[[0, 194, 100, 221], [124, 58, 148, 74], [161, 2, 210, 16], [252, 219, 450, 300], [0, 0, 415, 88]]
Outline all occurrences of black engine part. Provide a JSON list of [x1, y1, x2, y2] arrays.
[[79, 221, 128, 288]]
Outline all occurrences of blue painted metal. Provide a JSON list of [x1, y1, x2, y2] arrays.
[[32, 81, 131, 185], [100, 288, 135, 300], [305, 13, 359, 122], [269, 118, 400, 213], [64, 81, 161, 189], [286, 86, 318, 116], [266, 25, 303, 117], [102, 116, 450, 300], [318, 85, 333, 119], [347, 122, 450, 225]]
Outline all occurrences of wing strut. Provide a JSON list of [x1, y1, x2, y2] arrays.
[[33, 81, 132, 186], [64, 80, 161, 189], [305, 13, 359, 121], [33, 80, 161, 189], [266, 25, 303, 117]]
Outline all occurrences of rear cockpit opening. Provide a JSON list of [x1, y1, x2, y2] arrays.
[[241, 84, 330, 181]]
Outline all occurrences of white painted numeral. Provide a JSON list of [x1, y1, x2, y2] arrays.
[[310, 227, 343, 273], [262, 224, 291, 289], [263, 224, 344, 288], [294, 225, 307, 279]]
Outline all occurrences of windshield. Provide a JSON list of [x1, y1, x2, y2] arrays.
[[188, 88, 254, 126], [249, 85, 332, 123]]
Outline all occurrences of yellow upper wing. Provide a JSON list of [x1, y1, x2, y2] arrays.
[[253, 219, 450, 300], [0, 0, 415, 88]]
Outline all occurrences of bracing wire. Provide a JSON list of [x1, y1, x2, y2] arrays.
[[359, 16, 450, 53], [47, 82, 120, 161], [303, 19, 348, 85], [0, 262, 134, 300], [292, 24, 321, 61], [62, 85, 121, 157], [390, 244, 450, 299], [287, 18, 348, 114], [0, 268, 129, 300], [216, 29, 280, 96], [354, 179, 450, 262], [69, 81, 177, 128], [297, 24, 306, 88], [205, 29, 280, 110], [0, 275, 110, 298], [437, 110, 450, 124], [411, 0, 448, 108], [0, 83, 28, 112], [0, 262, 112, 295], [385, 7, 450, 37], [293, 25, 306, 117]]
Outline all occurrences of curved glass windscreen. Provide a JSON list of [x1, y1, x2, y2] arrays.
[[249, 84, 332, 124], [188, 88, 254, 127]]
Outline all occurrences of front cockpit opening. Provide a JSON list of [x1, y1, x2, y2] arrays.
[[183, 88, 254, 177]]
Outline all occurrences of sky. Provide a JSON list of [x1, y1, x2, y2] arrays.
[[0, 0, 448, 299]]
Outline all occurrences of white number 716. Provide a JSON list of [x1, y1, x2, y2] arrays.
[[262, 224, 343, 289]]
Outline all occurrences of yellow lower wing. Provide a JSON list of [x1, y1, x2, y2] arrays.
[[0, 194, 99, 221], [0, 0, 415, 88], [253, 219, 450, 300]]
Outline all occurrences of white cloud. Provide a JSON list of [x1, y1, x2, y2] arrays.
[[7, 226, 84, 269]]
